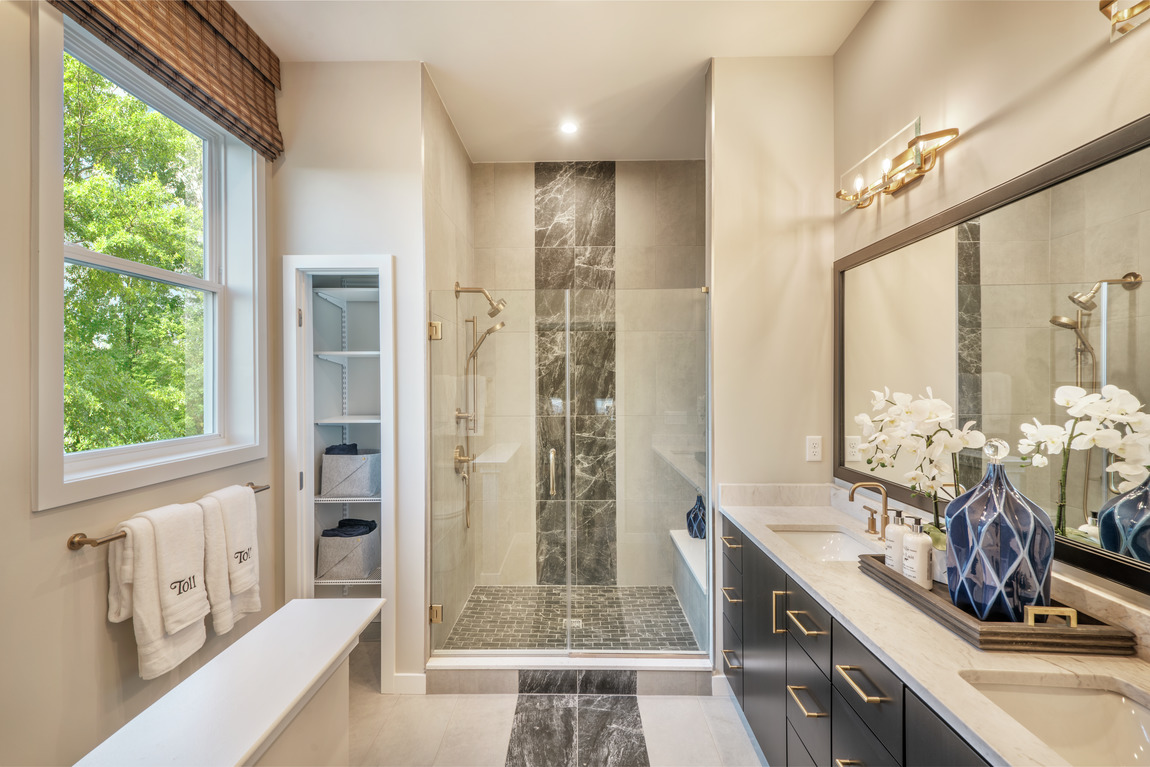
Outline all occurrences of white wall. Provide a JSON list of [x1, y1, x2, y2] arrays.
[[0, 4, 279, 763], [834, 1, 1150, 259], [709, 57, 836, 486], [268, 61, 427, 690]]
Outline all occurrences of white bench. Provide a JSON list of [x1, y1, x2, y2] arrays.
[[77, 598, 383, 767], [670, 529, 707, 645]]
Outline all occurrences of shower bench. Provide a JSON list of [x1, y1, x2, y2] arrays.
[[76, 597, 383, 767], [670, 529, 708, 645]]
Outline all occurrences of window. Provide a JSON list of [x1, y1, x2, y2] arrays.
[[34, 9, 266, 510]]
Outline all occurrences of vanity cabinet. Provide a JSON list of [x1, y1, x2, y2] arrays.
[[721, 512, 989, 767]]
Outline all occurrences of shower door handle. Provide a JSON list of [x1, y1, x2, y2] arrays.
[[549, 449, 557, 497]]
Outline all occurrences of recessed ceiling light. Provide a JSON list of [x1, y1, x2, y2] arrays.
[[560, 121, 578, 135]]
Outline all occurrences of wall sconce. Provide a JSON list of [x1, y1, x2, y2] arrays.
[[835, 124, 959, 211], [1100, 0, 1149, 41]]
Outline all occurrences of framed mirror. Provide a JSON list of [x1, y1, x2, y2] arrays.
[[834, 114, 1150, 593]]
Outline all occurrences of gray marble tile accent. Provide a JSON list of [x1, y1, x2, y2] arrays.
[[579, 670, 637, 696], [574, 416, 616, 501], [537, 247, 575, 290], [506, 694, 578, 767], [575, 246, 616, 290], [535, 288, 568, 328], [577, 695, 649, 767], [958, 239, 981, 286], [573, 331, 616, 416], [575, 501, 617, 586], [520, 669, 578, 695], [536, 162, 576, 248], [536, 416, 568, 500], [573, 288, 616, 332], [536, 501, 569, 585], [574, 161, 616, 247], [536, 333, 569, 417]]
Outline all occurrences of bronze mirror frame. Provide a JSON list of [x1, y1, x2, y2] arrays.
[[833, 113, 1150, 593]]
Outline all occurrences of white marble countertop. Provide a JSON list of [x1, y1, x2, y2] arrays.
[[77, 597, 383, 766], [719, 501, 1150, 767]]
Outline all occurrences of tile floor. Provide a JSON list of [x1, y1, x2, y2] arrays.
[[441, 586, 700, 652], [349, 643, 763, 767]]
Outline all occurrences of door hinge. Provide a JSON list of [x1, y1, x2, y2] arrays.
[[298, 308, 303, 327], [429, 604, 443, 624], [428, 321, 442, 341], [299, 471, 304, 491]]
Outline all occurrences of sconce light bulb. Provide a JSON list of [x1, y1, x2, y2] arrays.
[[560, 121, 579, 134], [881, 158, 892, 174], [854, 175, 865, 193]]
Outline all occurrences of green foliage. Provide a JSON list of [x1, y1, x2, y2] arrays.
[[63, 53, 207, 453]]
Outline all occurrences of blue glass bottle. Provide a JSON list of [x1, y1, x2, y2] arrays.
[[945, 439, 1055, 622], [687, 495, 706, 539], [1098, 475, 1150, 561]]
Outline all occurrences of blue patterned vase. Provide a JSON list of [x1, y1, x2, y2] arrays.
[[687, 495, 706, 539], [945, 440, 1055, 622], [1098, 476, 1150, 561]]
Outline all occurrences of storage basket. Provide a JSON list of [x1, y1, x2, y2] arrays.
[[319, 449, 381, 498], [316, 527, 380, 580]]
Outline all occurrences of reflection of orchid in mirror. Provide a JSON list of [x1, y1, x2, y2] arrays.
[[855, 387, 987, 527], [1018, 385, 1150, 535]]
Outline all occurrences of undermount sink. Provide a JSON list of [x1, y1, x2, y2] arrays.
[[966, 675, 1150, 766], [766, 525, 881, 562]]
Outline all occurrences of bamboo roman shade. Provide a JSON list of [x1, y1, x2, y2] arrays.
[[50, 0, 284, 161]]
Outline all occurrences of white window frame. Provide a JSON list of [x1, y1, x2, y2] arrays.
[[33, 6, 267, 511]]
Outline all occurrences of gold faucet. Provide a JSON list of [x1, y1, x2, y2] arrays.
[[849, 482, 888, 541]]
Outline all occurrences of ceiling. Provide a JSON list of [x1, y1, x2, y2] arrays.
[[231, 1, 874, 163]]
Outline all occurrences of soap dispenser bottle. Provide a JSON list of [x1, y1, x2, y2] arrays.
[[884, 511, 907, 572], [902, 517, 933, 588]]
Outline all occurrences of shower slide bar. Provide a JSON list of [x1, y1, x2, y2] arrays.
[[65, 482, 270, 550]]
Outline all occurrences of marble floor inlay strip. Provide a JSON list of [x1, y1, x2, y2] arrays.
[[441, 585, 699, 651]]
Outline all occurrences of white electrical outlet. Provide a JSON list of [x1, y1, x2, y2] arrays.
[[805, 436, 823, 462], [846, 436, 861, 462]]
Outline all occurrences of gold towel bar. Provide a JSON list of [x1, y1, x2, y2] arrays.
[[66, 483, 270, 550]]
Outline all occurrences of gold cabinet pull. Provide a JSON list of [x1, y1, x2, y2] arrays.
[[722, 587, 743, 604], [1024, 605, 1078, 627], [721, 535, 742, 549], [786, 610, 827, 636], [787, 685, 828, 718], [835, 665, 889, 704], [549, 449, 557, 497], [835, 760, 864, 767], [772, 591, 788, 634], [721, 649, 742, 670]]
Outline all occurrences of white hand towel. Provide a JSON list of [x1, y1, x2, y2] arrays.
[[106, 521, 136, 623], [140, 503, 210, 635], [197, 495, 261, 635], [108, 517, 205, 680], [207, 485, 259, 595]]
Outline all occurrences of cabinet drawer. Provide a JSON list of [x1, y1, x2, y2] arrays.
[[787, 720, 817, 767], [722, 553, 744, 639], [832, 621, 904, 764], [905, 688, 989, 767], [786, 633, 831, 767], [832, 688, 899, 767], [720, 515, 744, 573], [786, 580, 832, 675], [722, 615, 743, 706]]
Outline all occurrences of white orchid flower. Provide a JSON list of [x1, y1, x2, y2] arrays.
[[1112, 433, 1150, 465], [1069, 421, 1122, 451], [900, 435, 929, 462], [1020, 420, 1068, 455], [1126, 412, 1150, 433], [870, 387, 890, 411], [1067, 393, 1103, 418], [854, 412, 877, 439], [957, 421, 987, 450], [1030, 453, 1049, 468], [1054, 385, 1088, 407]]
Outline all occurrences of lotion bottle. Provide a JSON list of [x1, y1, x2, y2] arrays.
[[884, 511, 907, 571], [902, 517, 933, 588]]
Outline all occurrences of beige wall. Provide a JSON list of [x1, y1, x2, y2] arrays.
[[834, 1, 1150, 259], [709, 57, 836, 486], [0, 5, 279, 764], [268, 61, 427, 689]]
